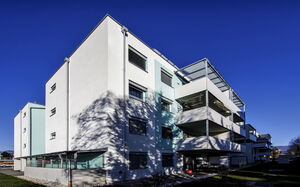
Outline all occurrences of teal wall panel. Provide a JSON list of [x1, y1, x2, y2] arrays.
[[30, 105, 45, 155], [154, 60, 184, 151]]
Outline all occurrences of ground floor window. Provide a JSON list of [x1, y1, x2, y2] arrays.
[[129, 152, 147, 170], [25, 152, 104, 169], [162, 153, 174, 167], [77, 152, 104, 169]]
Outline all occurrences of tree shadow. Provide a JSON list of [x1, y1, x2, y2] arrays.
[[70, 90, 178, 184]]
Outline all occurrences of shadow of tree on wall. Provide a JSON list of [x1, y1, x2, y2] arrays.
[[70, 90, 178, 183]]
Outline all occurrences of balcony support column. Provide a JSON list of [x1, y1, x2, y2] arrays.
[[205, 88, 209, 138], [206, 120, 209, 138]]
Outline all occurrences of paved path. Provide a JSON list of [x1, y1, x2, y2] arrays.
[[0, 167, 23, 176]]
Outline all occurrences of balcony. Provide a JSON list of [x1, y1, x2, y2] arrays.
[[175, 106, 246, 137], [176, 136, 246, 153], [253, 143, 272, 149], [249, 134, 257, 142], [176, 58, 245, 111]]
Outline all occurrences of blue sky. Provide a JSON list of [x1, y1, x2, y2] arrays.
[[0, 0, 299, 151]]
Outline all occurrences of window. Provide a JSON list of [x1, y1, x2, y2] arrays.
[[23, 112, 26, 118], [129, 118, 147, 136], [129, 152, 147, 170], [162, 126, 173, 139], [128, 46, 147, 71], [161, 98, 172, 112], [76, 152, 104, 169], [50, 107, 56, 116], [162, 154, 173, 167], [50, 132, 56, 140], [23, 128, 26, 133], [50, 83, 56, 93], [129, 81, 147, 102], [161, 69, 172, 87]]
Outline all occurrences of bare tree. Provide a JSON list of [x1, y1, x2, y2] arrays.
[[288, 136, 300, 157]]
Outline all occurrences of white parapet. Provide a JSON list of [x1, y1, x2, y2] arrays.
[[175, 77, 242, 114], [249, 134, 257, 142], [175, 136, 246, 153]]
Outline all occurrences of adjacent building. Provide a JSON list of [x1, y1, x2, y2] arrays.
[[253, 134, 272, 162], [14, 102, 45, 171], [14, 15, 272, 185]]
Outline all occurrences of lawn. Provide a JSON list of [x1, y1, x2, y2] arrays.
[[0, 173, 44, 187], [177, 162, 300, 187]]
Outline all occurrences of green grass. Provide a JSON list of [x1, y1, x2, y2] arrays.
[[177, 162, 300, 187], [0, 173, 44, 187]]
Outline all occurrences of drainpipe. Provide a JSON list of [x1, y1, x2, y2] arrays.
[[121, 25, 128, 181], [68, 159, 72, 187], [64, 57, 71, 187], [65, 57, 70, 152]]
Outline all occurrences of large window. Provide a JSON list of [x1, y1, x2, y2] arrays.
[[129, 152, 147, 170], [162, 153, 173, 167], [76, 152, 104, 169], [161, 98, 172, 112], [161, 69, 172, 87], [129, 81, 147, 102], [129, 118, 147, 136], [162, 126, 173, 139], [129, 46, 147, 71]]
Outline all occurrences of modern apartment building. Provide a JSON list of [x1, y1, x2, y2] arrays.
[[253, 134, 272, 162], [14, 15, 271, 185], [14, 102, 45, 171]]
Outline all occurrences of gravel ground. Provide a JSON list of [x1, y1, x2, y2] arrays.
[[0, 168, 65, 187], [17, 176, 66, 187]]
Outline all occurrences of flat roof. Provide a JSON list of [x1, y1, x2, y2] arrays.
[[15, 148, 108, 159], [176, 58, 245, 107]]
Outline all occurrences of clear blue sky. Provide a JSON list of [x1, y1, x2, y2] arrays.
[[1, 0, 299, 151]]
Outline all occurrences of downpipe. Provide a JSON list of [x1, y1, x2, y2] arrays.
[[121, 25, 128, 181]]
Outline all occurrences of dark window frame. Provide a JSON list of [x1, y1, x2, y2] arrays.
[[129, 152, 147, 170], [128, 46, 147, 72], [162, 153, 174, 167], [50, 132, 56, 140], [161, 69, 173, 87], [129, 117, 147, 136], [162, 126, 173, 139], [161, 97, 172, 112], [50, 83, 56, 94], [129, 81, 147, 102], [50, 107, 56, 117]]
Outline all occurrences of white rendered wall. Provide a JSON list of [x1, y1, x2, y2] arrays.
[[45, 62, 68, 153], [21, 104, 30, 157], [14, 113, 21, 158], [69, 18, 109, 150]]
